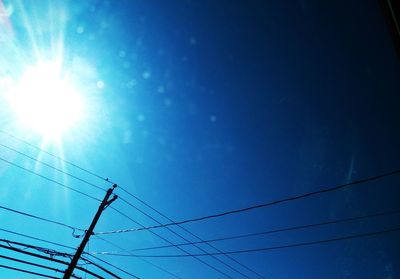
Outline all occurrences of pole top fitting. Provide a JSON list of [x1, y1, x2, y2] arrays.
[[112, 184, 117, 189]]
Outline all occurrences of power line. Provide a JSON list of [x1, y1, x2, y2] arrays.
[[18, 121, 390, 275], [0, 142, 108, 192], [108, 207, 234, 279], [0, 129, 113, 183], [1, 226, 123, 278], [0, 243, 87, 278], [0, 161, 163, 278], [85, 254, 139, 279], [0, 254, 77, 278], [0, 264, 60, 279], [117, 196, 253, 279], [118, 186, 264, 279], [0, 238, 72, 261], [96, 168, 400, 235], [0, 132, 186, 276], [94, 208, 400, 253], [95, 236, 181, 279], [92, 226, 400, 257], [0, 227, 136, 279], [1, 131, 257, 278], [0, 227, 77, 250], [0, 239, 106, 279], [1, 130, 262, 277], [7, 130, 397, 276], [78, 256, 123, 279], [0, 204, 84, 237], [0, 133, 145, 277], [81, 254, 136, 279], [0, 156, 101, 202], [0, 227, 101, 274]]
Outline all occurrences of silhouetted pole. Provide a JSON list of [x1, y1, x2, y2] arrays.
[[63, 184, 118, 279]]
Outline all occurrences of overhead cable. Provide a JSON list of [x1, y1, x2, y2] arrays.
[[0, 204, 84, 237], [0, 264, 60, 279], [0, 227, 76, 250], [0, 142, 107, 192], [96, 168, 400, 235], [117, 196, 252, 279], [0, 129, 113, 183], [0, 227, 134, 279], [0, 131, 257, 278], [92, 226, 400, 257], [0, 239, 72, 261], [0, 254, 78, 278], [95, 236, 181, 279], [95, 208, 400, 253], [81, 254, 136, 279], [107, 207, 233, 279], [117, 184, 260, 278], [79, 256, 123, 279], [0, 240, 103, 279], [0, 156, 101, 202]]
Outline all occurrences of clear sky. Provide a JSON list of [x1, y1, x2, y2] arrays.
[[0, 0, 399, 278]]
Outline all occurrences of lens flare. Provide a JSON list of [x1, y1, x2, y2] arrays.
[[9, 61, 83, 139]]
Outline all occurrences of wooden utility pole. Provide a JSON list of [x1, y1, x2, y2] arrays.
[[63, 184, 118, 279]]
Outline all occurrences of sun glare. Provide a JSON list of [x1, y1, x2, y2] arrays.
[[9, 61, 83, 139]]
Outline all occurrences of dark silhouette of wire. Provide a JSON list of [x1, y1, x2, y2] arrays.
[[79, 256, 123, 279], [0, 227, 136, 279], [3, 131, 399, 276], [0, 205, 84, 236], [0, 240, 102, 278], [0, 133, 147, 278], [0, 156, 101, 202], [0, 135, 258, 278], [0, 254, 78, 278], [117, 196, 253, 279], [93, 226, 400, 257], [96, 168, 400, 235], [109, 207, 234, 279], [0, 129, 114, 184], [0, 264, 60, 279], [0, 238, 71, 258], [95, 236, 181, 279], [95, 208, 400, 253], [118, 187, 267, 279], [0, 227, 106, 276], [0, 142, 107, 192], [0, 227, 77, 250], [2, 234, 128, 279], [83, 254, 139, 279]]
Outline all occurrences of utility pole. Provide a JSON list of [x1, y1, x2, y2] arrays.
[[63, 184, 118, 279]]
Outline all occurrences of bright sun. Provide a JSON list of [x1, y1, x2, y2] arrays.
[[9, 61, 83, 139]]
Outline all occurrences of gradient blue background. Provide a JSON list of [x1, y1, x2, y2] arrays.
[[0, 0, 399, 278]]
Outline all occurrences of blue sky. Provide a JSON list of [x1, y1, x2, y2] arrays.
[[0, 0, 399, 278]]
